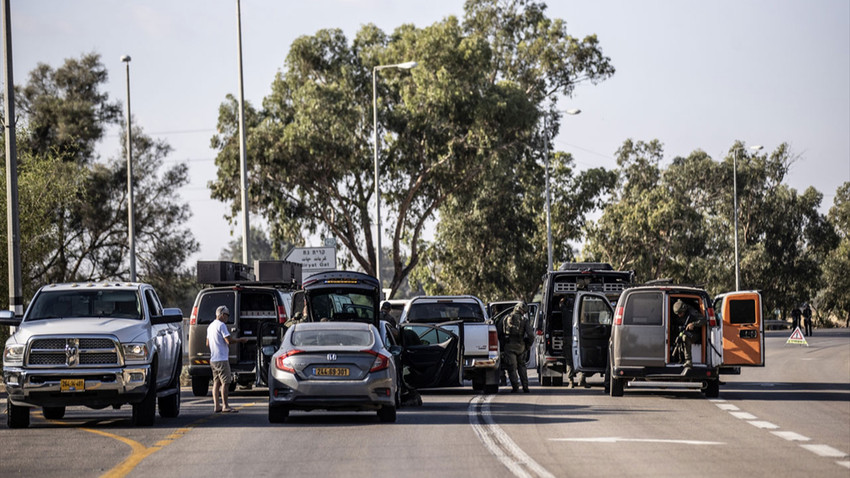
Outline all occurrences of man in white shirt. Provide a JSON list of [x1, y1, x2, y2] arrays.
[[206, 305, 247, 413]]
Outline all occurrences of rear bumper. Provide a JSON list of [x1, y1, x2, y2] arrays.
[[268, 372, 396, 411], [3, 365, 151, 408], [611, 365, 719, 382]]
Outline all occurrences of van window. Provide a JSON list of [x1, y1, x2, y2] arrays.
[[407, 302, 485, 323], [580, 295, 612, 324], [623, 292, 663, 326], [729, 299, 757, 324], [197, 291, 236, 325], [240, 291, 276, 316]]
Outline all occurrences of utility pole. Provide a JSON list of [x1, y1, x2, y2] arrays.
[[2, 0, 23, 316], [236, 0, 250, 267]]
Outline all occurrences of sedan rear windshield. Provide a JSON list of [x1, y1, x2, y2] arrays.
[[291, 329, 374, 347], [407, 302, 485, 323], [27, 290, 142, 321]]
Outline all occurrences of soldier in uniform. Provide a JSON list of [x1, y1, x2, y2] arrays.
[[502, 302, 534, 393], [672, 299, 707, 368]]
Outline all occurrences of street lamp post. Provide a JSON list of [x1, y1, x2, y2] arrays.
[[121, 55, 136, 282], [733, 144, 763, 291], [545, 108, 581, 272], [372, 61, 417, 287]]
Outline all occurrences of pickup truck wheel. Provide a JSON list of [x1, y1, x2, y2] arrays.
[[471, 377, 484, 392], [191, 376, 209, 397], [268, 405, 289, 423], [552, 376, 564, 387], [377, 404, 397, 423], [42, 406, 66, 420], [483, 384, 499, 394], [7, 400, 30, 429], [132, 367, 157, 426]]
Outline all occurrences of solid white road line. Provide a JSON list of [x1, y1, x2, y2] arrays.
[[469, 395, 555, 478], [550, 437, 724, 446]]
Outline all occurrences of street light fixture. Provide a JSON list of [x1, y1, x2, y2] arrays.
[[545, 108, 581, 272], [121, 54, 136, 282], [372, 60, 417, 287], [733, 144, 763, 291]]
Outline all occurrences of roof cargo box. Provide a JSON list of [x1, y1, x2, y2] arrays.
[[254, 260, 302, 288], [197, 261, 253, 284]]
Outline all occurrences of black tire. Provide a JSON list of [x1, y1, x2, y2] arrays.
[[228, 380, 237, 393], [377, 404, 397, 423], [484, 383, 499, 394], [471, 378, 484, 392], [552, 376, 564, 387], [191, 376, 209, 397], [610, 376, 624, 397], [603, 371, 611, 395], [7, 400, 30, 428], [158, 391, 180, 418], [268, 405, 289, 423], [42, 406, 66, 420], [132, 366, 157, 427], [703, 379, 720, 398], [540, 375, 552, 386]]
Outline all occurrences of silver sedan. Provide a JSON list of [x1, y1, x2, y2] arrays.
[[268, 321, 398, 423]]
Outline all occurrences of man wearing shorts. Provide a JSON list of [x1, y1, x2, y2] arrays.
[[206, 305, 247, 413]]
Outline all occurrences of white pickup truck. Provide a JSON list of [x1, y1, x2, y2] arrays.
[[399, 295, 501, 393], [1, 282, 184, 428]]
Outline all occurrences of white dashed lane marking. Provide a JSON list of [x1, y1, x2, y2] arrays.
[[710, 399, 848, 469]]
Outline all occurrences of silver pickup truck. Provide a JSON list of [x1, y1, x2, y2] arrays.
[[399, 295, 501, 393], [1, 282, 184, 428]]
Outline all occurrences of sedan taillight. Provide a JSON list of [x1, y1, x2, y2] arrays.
[[363, 349, 390, 372], [275, 349, 303, 373]]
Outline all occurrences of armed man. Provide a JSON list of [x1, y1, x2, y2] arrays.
[[672, 299, 707, 368], [502, 302, 534, 393]]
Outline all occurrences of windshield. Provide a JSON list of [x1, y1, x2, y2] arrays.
[[308, 290, 376, 323], [27, 290, 142, 321], [406, 302, 485, 323], [291, 328, 374, 347]]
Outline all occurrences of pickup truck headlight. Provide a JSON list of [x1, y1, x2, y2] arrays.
[[122, 343, 149, 363], [3, 344, 25, 367]]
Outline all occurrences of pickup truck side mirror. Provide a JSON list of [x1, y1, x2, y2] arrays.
[[151, 308, 184, 325], [0, 309, 21, 326]]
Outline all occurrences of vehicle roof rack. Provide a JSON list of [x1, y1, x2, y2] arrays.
[[557, 262, 614, 271], [197, 260, 302, 288]]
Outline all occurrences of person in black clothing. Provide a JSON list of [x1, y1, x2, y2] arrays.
[[791, 306, 802, 331], [802, 304, 813, 336], [672, 300, 706, 368], [502, 302, 534, 393]]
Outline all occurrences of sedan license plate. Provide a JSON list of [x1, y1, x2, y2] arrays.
[[60, 378, 85, 392], [314, 367, 349, 377]]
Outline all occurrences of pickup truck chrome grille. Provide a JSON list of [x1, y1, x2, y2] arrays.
[[27, 337, 121, 368]]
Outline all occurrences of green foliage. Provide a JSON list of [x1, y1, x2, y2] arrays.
[[210, 0, 615, 300], [585, 140, 837, 319], [1, 53, 198, 311], [818, 182, 850, 324]]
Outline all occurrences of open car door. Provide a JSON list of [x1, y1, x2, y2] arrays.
[[715, 291, 764, 366], [571, 292, 614, 372], [399, 322, 463, 388]]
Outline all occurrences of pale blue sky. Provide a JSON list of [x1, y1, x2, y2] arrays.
[[9, 0, 850, 263]]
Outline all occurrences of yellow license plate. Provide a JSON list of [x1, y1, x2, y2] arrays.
[[314, 367, 349, 377], [60, 378, 85, 392]]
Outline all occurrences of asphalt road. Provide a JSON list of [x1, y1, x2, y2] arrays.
[[2, 329, 847, 478]]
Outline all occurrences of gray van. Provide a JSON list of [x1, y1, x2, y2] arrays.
[[607, 285, 764, 398]]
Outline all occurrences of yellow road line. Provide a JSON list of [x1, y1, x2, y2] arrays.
[[76, 402, 257, 478]]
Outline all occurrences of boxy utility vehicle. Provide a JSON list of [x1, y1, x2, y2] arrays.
[[188, 261, 301, 396], [534, 263, 634, 386], [607, 285, 764, 397]]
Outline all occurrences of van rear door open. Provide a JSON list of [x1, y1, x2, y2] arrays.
[[716, 291, 765, 367]]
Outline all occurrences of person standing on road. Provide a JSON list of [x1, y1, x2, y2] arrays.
[[672, 300, 706, 368], [206, 305, 248, 413], [802, 304, 813, 336], [502, 302, 533, 393], [791, 306, 802, 331]]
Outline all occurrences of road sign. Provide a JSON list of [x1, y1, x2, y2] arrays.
[[284, 247, 336, 273], [786, 327, 808, 346]]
